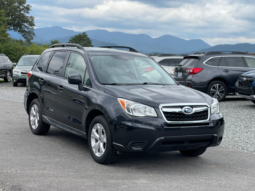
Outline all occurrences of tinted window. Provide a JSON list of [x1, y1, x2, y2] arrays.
[[225, 57, 245, 67], [244, 57, 255, 68], [84, 69, 91, 86], [179, 59, 199, 68], [37, 52, 53, 72], [47, 52, 68, 76], [65, 53, 86, 82], [219, 57, 227, 66], [205, 57, 221, 66], [158, 59, 170, 66], [170, 59, 183, 66]]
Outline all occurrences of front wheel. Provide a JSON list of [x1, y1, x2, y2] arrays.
[[88, 116, 116, 164], [179, 147, 207, 157], [207, 81, 227, 101], [4, 70, 12, 82]]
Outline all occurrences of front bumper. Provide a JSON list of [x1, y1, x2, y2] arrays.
[[111, 111, 224, 153], [13, 73, 27, 83]]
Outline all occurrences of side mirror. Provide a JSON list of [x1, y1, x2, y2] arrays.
[[68, 74, 83, 91]]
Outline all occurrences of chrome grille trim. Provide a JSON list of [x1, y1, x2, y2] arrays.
[[159, 103, 210, 124]]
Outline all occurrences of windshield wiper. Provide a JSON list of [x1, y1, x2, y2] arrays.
[[142, 82, 162, 85]]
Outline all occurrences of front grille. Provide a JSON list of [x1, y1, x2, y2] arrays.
[[239, 76, 254, 88], [163, 110, 208, 121], [0, 70, 6, 75]]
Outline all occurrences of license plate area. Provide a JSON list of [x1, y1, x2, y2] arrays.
[[178, 72, 182, 77]]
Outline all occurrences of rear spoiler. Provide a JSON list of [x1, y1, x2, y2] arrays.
[[183, 56, 201, 60]]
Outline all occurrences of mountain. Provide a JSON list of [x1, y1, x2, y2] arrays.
[[9, 26, 211, 53], [193, 43, 255, 53]]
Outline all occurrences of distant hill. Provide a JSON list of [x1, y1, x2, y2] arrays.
[[9, 26, 211, 53], [193, 43, 255, 54]]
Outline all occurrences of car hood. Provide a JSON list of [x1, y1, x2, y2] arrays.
[[14, 66, 33, 71], [104, 84, 213, 108], [241, 70, 255, 77]]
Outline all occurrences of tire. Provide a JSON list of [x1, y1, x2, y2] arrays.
[[13, 82, 17, 87], [179, 147, 207, 157], [252, 100, 255, 104], [4, 70, 12, 82], [29, 98, 50, 135], [88, 115, 116, 164], [207, 81, 227, 101]]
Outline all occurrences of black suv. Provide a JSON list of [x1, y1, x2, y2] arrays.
[[24, 44, 224, 164], [174, 51, 255, 101], [0, 53, 13, 82]]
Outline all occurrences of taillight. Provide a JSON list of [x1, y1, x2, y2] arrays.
[[27, 71, 32, 80], [185, 68, 203, 74]]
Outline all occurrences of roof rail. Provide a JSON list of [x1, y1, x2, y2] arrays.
[[51, 43, 85, 51], [99, 46, 138, 53], [157, 54, 176, 57], [205, 51, 249, 55]]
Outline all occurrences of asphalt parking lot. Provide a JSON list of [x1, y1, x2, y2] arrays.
[[0, 82, 255, 190]]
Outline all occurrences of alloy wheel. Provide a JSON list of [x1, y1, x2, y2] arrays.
[[210, 84, 225, 99], [91, 123, 107, 157], [30, 104, 40, 130]]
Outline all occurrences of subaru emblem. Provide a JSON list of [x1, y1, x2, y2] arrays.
[[182, 106, 193, 115]]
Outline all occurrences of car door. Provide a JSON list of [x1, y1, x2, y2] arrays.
[[56, 52, 88, 132], [218, 56, 248, 93]]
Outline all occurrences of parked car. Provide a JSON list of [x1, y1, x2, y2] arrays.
[[174, 51, 255, 101], [13, 55, 40, 86], [24, 44, 224, 164], [0, 54, 14, 82], [152, 54, 183, 75], [235, 69, 255, 104]]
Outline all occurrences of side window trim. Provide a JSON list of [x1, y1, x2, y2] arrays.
[[83, 68, 92, 87], [204, 56, 249, 68]]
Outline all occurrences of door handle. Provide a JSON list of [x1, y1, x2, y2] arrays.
[[57, 85, 64, 92], [39, 78, 44, 84], [223, 69, 229, 73]]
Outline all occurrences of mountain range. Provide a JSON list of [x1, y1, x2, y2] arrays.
[[9, 26, 255, 54]]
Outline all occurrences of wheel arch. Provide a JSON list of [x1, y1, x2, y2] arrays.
[[207, 77, 228, 92], [85, 109, 105, 135], [26, 92, 39, 113]]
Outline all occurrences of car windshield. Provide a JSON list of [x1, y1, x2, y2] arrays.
[[90, 54, 176, 85], [17, 56, 39, 66]]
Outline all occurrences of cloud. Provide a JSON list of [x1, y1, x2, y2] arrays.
[[27, 0, 255, 45]]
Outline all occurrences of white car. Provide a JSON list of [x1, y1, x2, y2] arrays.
[[152, 55, 183, 75]]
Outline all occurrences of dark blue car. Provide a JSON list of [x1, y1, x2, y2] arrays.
[[236, 70, 255, 104]]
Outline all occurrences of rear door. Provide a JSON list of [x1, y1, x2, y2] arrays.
[[174, 57, 200, 84], [218, 56, 248, 92], [56, 52, 88, 132]]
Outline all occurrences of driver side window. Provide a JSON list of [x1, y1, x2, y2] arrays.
[[65, 53, 87, 82]]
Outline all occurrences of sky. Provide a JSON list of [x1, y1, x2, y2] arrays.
[[27, 0, 255, 46]]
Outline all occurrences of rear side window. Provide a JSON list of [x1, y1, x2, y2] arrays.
[[244, 57, 255, 68], [224, 57, 245, 67], [158, 59, 170, 66], [205, 57, 221, 66], [47, 51, 68, 76], [170, 59, 183, 66], [37, 52, 53, 72], [179, 59, 199, 68]]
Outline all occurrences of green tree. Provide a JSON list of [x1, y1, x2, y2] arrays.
[[50, 39, 60, 45], [68, 32, 93, 47], [0, 0, 35, 42], [0, 10, 9, 43]]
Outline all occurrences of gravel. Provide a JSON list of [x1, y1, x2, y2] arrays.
[[0, 81, 254, 153]]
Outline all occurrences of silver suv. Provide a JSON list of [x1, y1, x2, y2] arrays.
[[0, 54, 14, 82]]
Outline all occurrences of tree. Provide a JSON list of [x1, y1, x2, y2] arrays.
[[50, 39, 60, 45], [0, 10, 9, 43], [0, 0, 35, 42], [68, 32, 93, 47]]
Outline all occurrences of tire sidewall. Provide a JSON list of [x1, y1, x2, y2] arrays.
[[88, 116, 114, 164], [28, 99, 43, 134], [207, 81, 227, 101]]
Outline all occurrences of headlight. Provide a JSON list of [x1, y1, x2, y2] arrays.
[[211, 98, 220, 115], [118, 98, 157, 117]]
